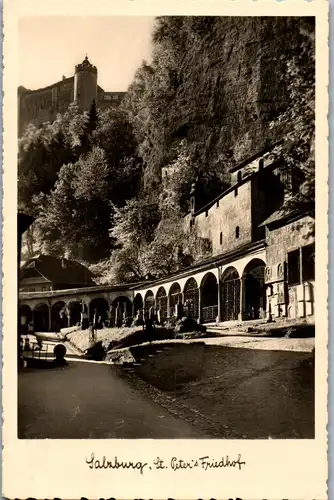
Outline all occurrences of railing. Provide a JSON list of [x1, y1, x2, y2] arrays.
[[21, 338, 54, 361], [202, 305, 218, 323]]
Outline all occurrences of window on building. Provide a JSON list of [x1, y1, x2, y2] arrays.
[[205, 210, 208, 217], [234, 187, 238, 197], [237, 171, 242, 183], [287, 249, 301, 286], [288, 244, 315, 286], [259, 159, 264, 170], [216, 200, 219, 208], [220, 232, 223, 245], [302, 243, 315, 281], [236, 226, 240, 239]]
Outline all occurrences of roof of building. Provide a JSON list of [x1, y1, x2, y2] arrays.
[[132, 239, 267, 291], [18, 76, 75, 96], [20, 254, 95, 286], [259, 194, 315, 228], [192, 156, 281, 218], [19, 281, 140, 300], [18, 213, 35, 236], [228, 140, 283, 173]]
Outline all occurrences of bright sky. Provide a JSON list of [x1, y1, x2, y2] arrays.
[[18, 16, 155, 91]]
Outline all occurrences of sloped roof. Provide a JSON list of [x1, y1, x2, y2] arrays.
[[20, 254, 95, 286], [18, 213, 34, 236], [259, 194, 315, 228]]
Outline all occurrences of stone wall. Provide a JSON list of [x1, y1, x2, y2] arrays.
[[192, 181, 253, 256], [177, 17, 314, 167], [266, 215, 314, 265], [18, 78, 75, 134], [18, 79, 125, 135], [265, 215, 315, 320]]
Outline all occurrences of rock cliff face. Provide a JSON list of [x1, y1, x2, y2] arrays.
[[172, 17, 314, 166]]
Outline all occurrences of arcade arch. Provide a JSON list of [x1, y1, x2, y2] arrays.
[[133, 293, 143, 315], [221, 267, 240, 322], [33, 303, 50, 332], [168, 282, 182, 317], [144, 290, 154, 316], [89, 297, 109, 325], [67, 300, 82, 327], [242, 258, 266, 320], [183, 278, 199, 320], [51, 301, 67, 332], [156, 286, 167, 323], [200, 272, 219, 323], [18, 304, 32, 334], [111, 295, 132, 327]]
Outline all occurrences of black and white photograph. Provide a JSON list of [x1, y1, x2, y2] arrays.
[[2, 2, 328, 498], [16, 15, 317, 440]]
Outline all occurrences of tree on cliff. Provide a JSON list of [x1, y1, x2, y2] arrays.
[[270, 18, 315, 206], [36, 147, 113, 261], [18, 103, 142, 262]]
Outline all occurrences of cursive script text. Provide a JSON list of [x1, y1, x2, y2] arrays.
[[86, 453, 148, 475]]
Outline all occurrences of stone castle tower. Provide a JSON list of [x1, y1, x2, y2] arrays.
[[18, 55, 125, 136], [74, 55, 98, 111]]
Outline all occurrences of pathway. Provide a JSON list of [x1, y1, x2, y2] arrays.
[[18, 361, 209, 439]]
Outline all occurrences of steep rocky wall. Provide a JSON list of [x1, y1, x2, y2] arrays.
[[174, 17, 314, 166]]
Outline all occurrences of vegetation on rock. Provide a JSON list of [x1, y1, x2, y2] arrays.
[[18, 17, 315, 281]]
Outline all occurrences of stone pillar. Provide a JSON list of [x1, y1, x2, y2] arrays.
[[167, 294, 171, 318], [198, 288, 202, 324], [66, 303, 71, 327], [217, 268, 222, 323], [115, 304, 121, 327], [238, 277, 245, 322], [48, 302, 52, 332]]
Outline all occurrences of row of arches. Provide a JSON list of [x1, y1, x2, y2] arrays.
[[135, 259, 266, 324], [19, 295, 132, 333], [19, 259, 266, 331]]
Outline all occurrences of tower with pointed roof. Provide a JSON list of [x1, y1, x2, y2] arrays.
[[74, 55, 98, 111]]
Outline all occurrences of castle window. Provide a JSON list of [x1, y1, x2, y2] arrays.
[[220, 232, 223, 245], [234, 187, 238, 197], [237, 171, 242, 183], [259, 159, 264, 170], [216, 200, 219, 208], [236, 226, 240, 239], [205, 210, 208, 217]]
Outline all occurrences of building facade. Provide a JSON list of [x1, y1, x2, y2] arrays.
[[133, 146, 315, 325], [18, 56, 126, 136], [18, 145, 315, 332], [20, 255, 95, 293]]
